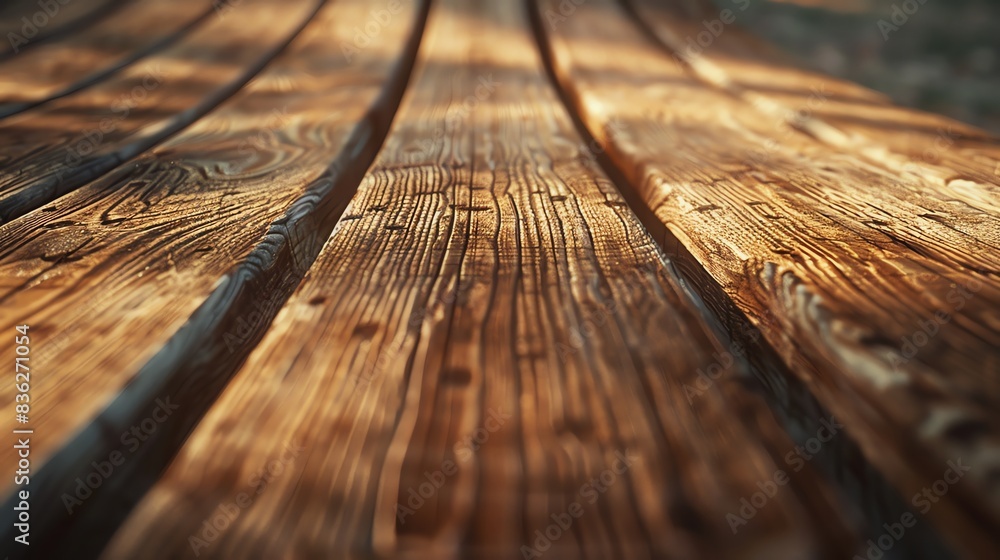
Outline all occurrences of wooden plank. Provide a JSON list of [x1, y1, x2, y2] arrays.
[[0, 0, 122, 59], [0, 0, 213, 119], [103, 1, 859, 558], [537, 0, 1000, 556], [0, 0, 320, 224], [625, 0, 1000, 203], [0, 0, 427, 556]]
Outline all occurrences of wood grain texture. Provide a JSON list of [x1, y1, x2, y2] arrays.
[[0, 0, 994, 558], [0, 0, 427, 556], [626, 0, 1000, 205], [0, 0, 212, 119], [0, 0, 320, 223], [103, 1, 860, 558], [0, 0, 122, 60], [537, 0, 1000, 556]]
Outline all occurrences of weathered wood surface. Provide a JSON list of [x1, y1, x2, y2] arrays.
[[0, 0, 212, 118], [0, 0, 122, 60], [625, 0, 1000, 202], [103, 1, 857, 558], [0, 0, 319, 223], [0, 0, 426, 555], [0, 0, 996, 558], [538, 0, 1000, 556]]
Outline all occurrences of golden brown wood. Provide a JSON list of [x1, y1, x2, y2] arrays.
[[0, 0, 212, 118], [0, 0, 996, 558], [537, 0, 1000, 556], [626, 0, 1000, 203], [0, 0, 121, 59], [103, 1, 859, 558], [0, 0, 426, 555], [0, 0, 319, 223]]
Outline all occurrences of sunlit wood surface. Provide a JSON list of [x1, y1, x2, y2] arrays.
[[0, 0, 211, 118], [0, 0, 997, 558]]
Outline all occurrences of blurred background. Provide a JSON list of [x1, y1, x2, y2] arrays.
[[716, 0, 1000, 133]]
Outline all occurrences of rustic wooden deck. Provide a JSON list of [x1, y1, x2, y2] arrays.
[[0, 0, 997, 558]]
